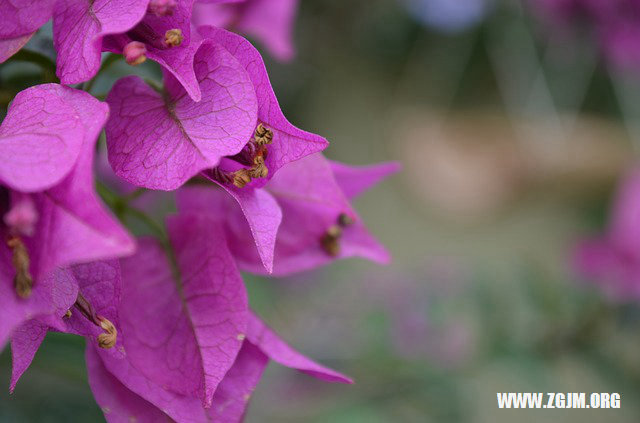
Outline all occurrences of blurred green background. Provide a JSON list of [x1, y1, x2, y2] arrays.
[[3, 0, 640, 422]]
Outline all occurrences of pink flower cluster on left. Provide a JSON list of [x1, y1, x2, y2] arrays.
[[0, 1, 399, 421]]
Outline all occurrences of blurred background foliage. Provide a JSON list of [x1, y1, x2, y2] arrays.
[[2, 0, 640, 422]]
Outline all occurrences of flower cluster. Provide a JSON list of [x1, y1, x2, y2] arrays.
[[531, 0, 640, 72], [0, 1, 399, 421]]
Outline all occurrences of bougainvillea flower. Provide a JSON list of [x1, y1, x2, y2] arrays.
[[0, 0, 150, 83], [192, 0, 299, 61], [89, 309, 351, 422], [10, 260, 123, 392], [572, 167, 640, 300], [178, 153, 400, 276], [102, 0, 207, 98], [106, 26, 326, 190], [108, 213, 248, 408], [0, 84, 135, 351]]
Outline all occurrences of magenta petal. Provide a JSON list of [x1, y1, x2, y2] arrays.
[[330, 160, 401, 200], [0, 33, 34, 63], [258, 153, 389, 275], [105, 41, 258, 190], [207, 342, 268, 422], [247, 312, 353, 384], [86, 347, 170, 423], [55, 262, 124, 355], [118, 215, 248, 407], [221, 187, 281, 274], [141, 0, 194, 46], [147, 35, 207, 102], [33, 128, 136, 280], [10, 260, 123, 391], [0, 264, 77, 353], [198, 26, 328, 184], [98, 346, 208, 423], [9, 320, 48, 392], [17, 86, 135, 279], [0, 85, 94, 192], [0, 0, 54, 38], [180, 184, 282, 273], [235, 0, 299, 61], [53, 0, 148, 84]]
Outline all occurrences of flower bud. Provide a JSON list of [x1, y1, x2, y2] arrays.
[[4, 194, 37, 237], [123, 41, 147, 66], [148, 0, 176, 16]]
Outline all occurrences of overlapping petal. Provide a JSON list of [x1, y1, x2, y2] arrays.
[[117, 214, 248, 407], [91, 310, 350, 422], [0, 85, 134, 360], [178, 154, 396, 276], [105, 41, 258, 190], [53, 0, 149, 84], [202, 26, 328, 187], [10, 261, 123, 391]]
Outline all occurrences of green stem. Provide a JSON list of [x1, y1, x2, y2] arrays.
[[123, 206, 167, 240], [7, 49, 58, 83], [83, 53, 123, 93]]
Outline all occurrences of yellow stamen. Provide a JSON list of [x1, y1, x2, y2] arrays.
[[254, 123, 273, 145], [232, 169, 252, 188], [7, 236, 32, 298], [321, 225, 342, 256], [164, 29, 183, 47], [98, 317, 117, 349]]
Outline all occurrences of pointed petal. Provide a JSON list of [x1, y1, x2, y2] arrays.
[[0, 262, 77, 354], [247, 312, 353, 384], [9, 320, 48, 392], [53, 0, 148, 84], [249, 153, 389, 275], [98, 345, 208, 423], [105, 41, 258, 190], [221, 187, 281, 274], [198, 26, 328, 185], [207, 342, 269, 422], [178, 184, 282, 273], [117, 215, 248, 407], [329, 160, 401, 200], [86, 347, 170, 423]]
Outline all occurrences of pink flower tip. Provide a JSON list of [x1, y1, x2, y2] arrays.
[[123, 41, 147, 66], [3, 195, 38, 237], [148, 0, 176, 17]]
